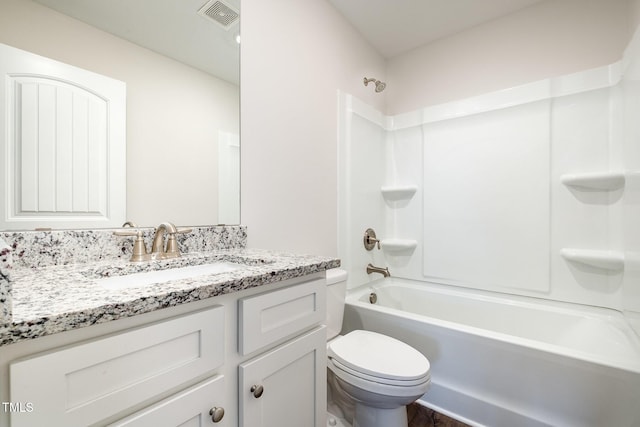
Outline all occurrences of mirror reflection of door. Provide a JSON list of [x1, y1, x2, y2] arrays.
[[0, 43, 126, 230]]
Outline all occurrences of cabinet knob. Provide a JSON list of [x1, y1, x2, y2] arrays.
[[250, 384, 264, 398], [209, 407, 225, 423]]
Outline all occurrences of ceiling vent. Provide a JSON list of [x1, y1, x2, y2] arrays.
[[197, 0, 239, 30]]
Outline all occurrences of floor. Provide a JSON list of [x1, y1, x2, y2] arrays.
[[408, 403, 471, 427]]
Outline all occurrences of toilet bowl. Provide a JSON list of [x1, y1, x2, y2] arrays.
[[325, 269, 430, 427]]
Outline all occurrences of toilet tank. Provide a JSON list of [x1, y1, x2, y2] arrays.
[[326, 268, 348, 340]]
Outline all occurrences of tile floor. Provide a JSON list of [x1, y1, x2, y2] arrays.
[[407, 403, 471, 427]]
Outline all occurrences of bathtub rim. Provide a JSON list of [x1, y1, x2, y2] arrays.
[[345, 277, 640, 374]]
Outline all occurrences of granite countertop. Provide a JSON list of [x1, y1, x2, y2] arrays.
[[1, 248, 339, 346]]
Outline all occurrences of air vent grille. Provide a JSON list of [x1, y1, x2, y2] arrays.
[[197, 0, 239, 29]]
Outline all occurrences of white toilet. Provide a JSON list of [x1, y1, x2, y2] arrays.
[[325, 269, 431, 427]]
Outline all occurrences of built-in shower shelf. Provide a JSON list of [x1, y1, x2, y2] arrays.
[[560, 248, 624, 271], [381, 239, 418, 253], [560, 172, 625, 191], [381, 185, 417, 201]]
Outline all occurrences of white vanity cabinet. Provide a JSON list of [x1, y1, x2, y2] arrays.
[[3, 271, 328, 427]]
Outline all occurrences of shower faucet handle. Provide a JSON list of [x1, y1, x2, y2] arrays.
[[363, 228, 381, 251]]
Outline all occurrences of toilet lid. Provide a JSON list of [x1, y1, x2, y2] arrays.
[[328, 330, 430, 382]]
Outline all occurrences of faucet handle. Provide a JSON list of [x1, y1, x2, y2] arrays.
[[113, 230, 149, 262], [164, 228, 192, 256], [175, 227, 193, 235], [113, 229, 140, 238]]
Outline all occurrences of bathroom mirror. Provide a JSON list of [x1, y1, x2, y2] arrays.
[[0, 0, 240, 229]]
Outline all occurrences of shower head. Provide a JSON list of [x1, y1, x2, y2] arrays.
[[364, 77, 386, 93]]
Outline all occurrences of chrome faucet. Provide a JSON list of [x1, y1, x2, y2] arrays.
[[366, 263, 390, 277], [151, 222, 192, 260]]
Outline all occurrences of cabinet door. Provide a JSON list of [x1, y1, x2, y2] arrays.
[[109, 375, 227, 427], [239, 326, 326, 427]]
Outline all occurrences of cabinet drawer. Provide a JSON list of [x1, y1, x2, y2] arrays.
[[239, 278, 325, 355], [10, 306, 224, 427], [109, 375, 227, 427]]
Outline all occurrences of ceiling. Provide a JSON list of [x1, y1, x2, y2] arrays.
[[33, 0, 240, 85], [32, 0, 546, 83], [328, 0, 546, 58]]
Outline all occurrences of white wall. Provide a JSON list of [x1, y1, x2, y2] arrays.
[[632, 0, 640, 30], [387, 0, 633, 115], [0, 0, 239, 227], [240, 0, 386, 255]]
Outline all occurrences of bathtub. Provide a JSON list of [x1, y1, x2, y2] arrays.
[[342, 277, 640, 427]]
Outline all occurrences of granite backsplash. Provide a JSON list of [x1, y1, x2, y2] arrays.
[[0, 225, 247, 326]]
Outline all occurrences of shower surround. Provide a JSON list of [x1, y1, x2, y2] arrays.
[[337, 25, 640, 427], [339, 30, 640, 330]]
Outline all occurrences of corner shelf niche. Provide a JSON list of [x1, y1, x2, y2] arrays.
[[560, 248, 624, 271], [381, 239, 418, 253], [381, 185, 417, 202], [560, 172, 625, 191]]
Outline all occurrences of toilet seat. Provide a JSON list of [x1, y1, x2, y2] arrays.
[[329, 358, 430, 387], [327, 330, 430, 386]]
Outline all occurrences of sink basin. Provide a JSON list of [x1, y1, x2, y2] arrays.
[[96, 262, 244, 290]]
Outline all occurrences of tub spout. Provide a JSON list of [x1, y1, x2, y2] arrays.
[[366, 263, 390, 277]]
